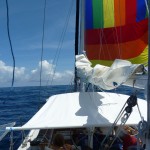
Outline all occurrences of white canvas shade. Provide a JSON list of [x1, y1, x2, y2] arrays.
[[6, 92, 147, 131]]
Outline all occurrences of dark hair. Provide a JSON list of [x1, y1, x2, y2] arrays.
[[53, 133, 65, 147]]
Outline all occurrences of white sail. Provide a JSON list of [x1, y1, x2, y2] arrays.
[[76, 54, 145, 90]]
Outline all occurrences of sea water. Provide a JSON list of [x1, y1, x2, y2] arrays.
[[0, 85, 145, 150]]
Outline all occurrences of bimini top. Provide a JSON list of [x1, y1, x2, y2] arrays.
[[6, 92, 147, 130]]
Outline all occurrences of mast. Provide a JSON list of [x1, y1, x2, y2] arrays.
[[74, 0, 80, 91], [79, 0, 85, 53], [79, 1, 93, 148], [146, 0, 150, 148], [75, 0, 79, 56]]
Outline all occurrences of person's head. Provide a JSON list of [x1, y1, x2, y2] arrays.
[[53, 133, 65, 147]]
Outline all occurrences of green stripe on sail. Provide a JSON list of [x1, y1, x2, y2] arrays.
[[92, 0, 103, 28]]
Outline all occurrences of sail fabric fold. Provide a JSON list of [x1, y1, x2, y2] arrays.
[[76, 54, 144, 90]]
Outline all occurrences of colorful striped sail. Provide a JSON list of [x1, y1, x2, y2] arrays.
[[84, 0, 148, 66]]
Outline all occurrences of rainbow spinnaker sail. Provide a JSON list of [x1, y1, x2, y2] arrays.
[[85, 0, 148, 66]]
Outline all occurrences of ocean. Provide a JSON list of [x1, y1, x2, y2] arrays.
[[0, 85, 145, 150]]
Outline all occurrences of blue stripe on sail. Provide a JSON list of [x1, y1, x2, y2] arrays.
[[136, 0, 146, 22], [85, 0, 93, 29]]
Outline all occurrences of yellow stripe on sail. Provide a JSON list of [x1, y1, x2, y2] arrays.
[[103, 0, 114, 28], [128, 46, 148, 66]]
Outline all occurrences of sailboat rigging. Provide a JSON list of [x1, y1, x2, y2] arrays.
[[3, 0, 150, 150]]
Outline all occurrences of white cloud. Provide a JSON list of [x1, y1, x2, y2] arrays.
[[53, 70, 74, 85], [29, 60, 74, 86], [0, 60, 74, 87], [0, 61, 26, 84], [29, 60, 55, 82]]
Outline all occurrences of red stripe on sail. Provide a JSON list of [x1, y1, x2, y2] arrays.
[[85, 32, 148, 60], [125, 0, 137, 24], [85, 19, 148, 45]]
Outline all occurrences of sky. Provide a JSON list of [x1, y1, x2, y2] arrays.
[[0, 0, 76, 87]]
